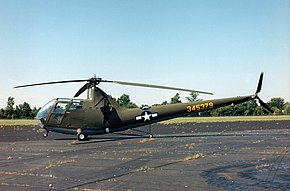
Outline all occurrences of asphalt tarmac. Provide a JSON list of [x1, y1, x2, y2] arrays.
[[0, 121, 289, 191]]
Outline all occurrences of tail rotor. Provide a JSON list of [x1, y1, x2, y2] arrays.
[[254, 72, 274, 114]]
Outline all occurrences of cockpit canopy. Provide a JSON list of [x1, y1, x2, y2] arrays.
[[36, 98, 84, 127]]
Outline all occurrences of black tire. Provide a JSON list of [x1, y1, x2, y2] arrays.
[[77, 133, 87, 141], [43, 133, 48, 138]]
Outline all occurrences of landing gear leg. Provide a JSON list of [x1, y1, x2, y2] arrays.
[[149, 124, 154, 138], [129, 124, 154, 138]]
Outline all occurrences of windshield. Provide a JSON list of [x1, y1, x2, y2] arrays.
[[36, 99, 56, 121]]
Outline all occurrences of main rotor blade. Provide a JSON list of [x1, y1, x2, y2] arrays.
[[257, 96, 274, 114], [255, 72, 264, 94], [14, 79, 88, 88], [14, 77, 213, 95], [74, 83, 89, 97], [112, 80, 214, 95]]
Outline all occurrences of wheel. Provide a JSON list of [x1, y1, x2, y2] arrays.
[[43, 132, 48, 138], [77, 133, 87, 141]]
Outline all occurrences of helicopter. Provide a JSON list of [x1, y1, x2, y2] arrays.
[[14, 72, 273, 141]]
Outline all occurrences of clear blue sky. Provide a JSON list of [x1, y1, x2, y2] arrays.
[[0, 0, 289, 108]]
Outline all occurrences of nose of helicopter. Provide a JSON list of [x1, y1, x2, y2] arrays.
[[35, 99, 56, 128], [35, 109, 48, 128]]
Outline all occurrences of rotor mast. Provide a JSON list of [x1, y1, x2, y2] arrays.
[[87, 75, 101, 101]]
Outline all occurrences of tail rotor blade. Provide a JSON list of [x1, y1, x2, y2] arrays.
[[255, 72, 264, 94], [257, 96, 274, 114]]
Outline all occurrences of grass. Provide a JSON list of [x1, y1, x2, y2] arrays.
[[160, 115, 290, 125], [0, 119, 37, 126]]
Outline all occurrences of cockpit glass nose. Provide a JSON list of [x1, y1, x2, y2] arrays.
[[36, 98, 84, 128], [36, 99, 55, 121]]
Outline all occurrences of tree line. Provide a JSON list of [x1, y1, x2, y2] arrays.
[[0, 97, 40, 119], [0, 93, 289, 119]]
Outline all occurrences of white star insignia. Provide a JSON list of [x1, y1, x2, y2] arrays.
[[143, 112, 151, 121], [135, 111, 158, 122]]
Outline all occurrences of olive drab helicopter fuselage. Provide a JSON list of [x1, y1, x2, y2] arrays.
[[15, 73, 273, 141]]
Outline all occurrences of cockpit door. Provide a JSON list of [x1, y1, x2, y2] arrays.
[[45, 99, 84, 127], [47, 102, 70, 126]]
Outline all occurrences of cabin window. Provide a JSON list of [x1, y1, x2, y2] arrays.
[[53, 102, 70, 114], [69, 101, 83, 110]]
